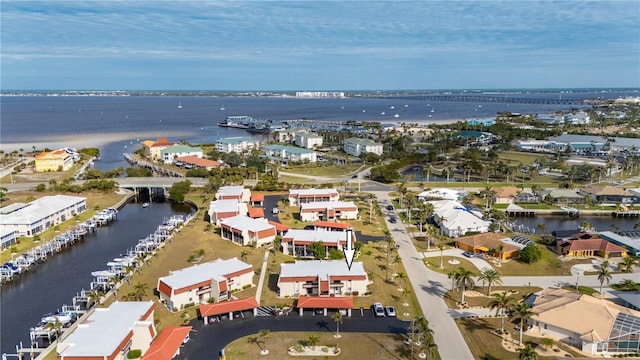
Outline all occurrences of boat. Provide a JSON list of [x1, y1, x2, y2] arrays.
[[394, 114, 400, 118], [218, 115, 253, 129], [177, 102, 182, 109], [142, 202, 150, 208]]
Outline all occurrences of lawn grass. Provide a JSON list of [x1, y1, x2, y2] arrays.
[[423, 255, 478, 275], [284, 164, 362, 177], [277, 175, 317, 184], [497, 151, 547, 165], [455, 317, 583, 360], [443, 286, 542, 309], [0, 190, 127, 263], [224, 331, 422, 360], [496, 246, 592, 277]]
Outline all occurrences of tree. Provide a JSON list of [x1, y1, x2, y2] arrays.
[[597, 260, 612, 293], [133, 281, 149, 301], [541, 337, 555, 351], [306, 334, 320, 347], [309, 241, 326, 260], [391, 254, 402, 275], [168, 179, 192, 203], [618, 256, 638, 273], [447, 270, 459, 291], [240, 249, 250, 262], [109, 275, 120, 298], [259, 329, 270, 352], [45, 317, 64, 343], [332, 312, 343, 338], [518, 244, 542, 264], [618, 278, 637, 291], [518, 344, 537, 360], [396, 271, 407, 290], [0, 186, 7, 202], [454, 267, 475, 304], [511, 302, 534, 345], [489, 291, 513, 334], [87, 289, 101, 307], [478, 267, 502, 295]]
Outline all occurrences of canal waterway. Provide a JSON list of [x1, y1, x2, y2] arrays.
[[511, 215, 639, 234], [0, 200, 192, 354]]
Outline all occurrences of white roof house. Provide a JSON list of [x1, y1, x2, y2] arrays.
[[281, 229, 354, 256], [56, 302, 156, 359], [288, 188, 340, 205], [278, 260, 369, 297], [343, 137, 383, 157], [263, 144, 317, 163], [160, 145, 203, 164], [299, 201, 358, 222], [220, 215, 276, 247], [429, 200, 490, 238], [0, 195, 87, 237], [157, 258, 254, 309], [208, 199, 248, 225], [417, 188, 465, 201], [215, 185, 251, 203], [215, 136, 260, 154]]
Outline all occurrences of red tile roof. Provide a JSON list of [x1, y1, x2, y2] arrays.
[[297, 296, 354, 309], [251, 193, 265, 202], [248, 208, 265, 218], [142, 326, 192, 360], [565, 239, 627, 253], [176, 156, 220, 167], [314, 221, 351, 229], [199, 297, 259, 317], [268, 220, 291, 231]]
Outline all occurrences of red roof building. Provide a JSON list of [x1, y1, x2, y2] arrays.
[[250, 193, 265, 206], [248, 207, 265, 219], [313, 220, 352, 231], [142, 326, 192, 360], [199, 297, 259, 323], [175, 156, 221, 170], [268, 220, 291, 235], [296, 296, 354, 316]]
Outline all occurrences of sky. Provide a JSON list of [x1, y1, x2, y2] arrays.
[[1, 1, 639, 91]]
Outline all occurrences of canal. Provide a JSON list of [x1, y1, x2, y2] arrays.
[[0, 199, 192, 354], [511, 215, 639, 234]]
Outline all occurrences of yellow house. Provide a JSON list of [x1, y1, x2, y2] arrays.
[[34, 149, 73, 172]]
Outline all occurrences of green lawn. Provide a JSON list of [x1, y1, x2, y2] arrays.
[[443, 286, 542, 309], [497, 151, 547, 165], [283, 164, 362, 177]]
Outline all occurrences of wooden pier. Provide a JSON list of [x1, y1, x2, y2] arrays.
[[612, 210, 640, 218]]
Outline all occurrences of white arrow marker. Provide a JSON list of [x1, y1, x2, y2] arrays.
[[343, 229, 355, 271]]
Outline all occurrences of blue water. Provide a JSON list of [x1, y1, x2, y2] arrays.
[[1, 89, 636, 170]]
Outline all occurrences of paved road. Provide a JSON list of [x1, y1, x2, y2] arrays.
[[177, 314, 411, 360], [371, 191, 476, 360]]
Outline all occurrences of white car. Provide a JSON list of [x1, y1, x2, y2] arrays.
[[272, 207, 279, 214], [372, 302, 385, 317]]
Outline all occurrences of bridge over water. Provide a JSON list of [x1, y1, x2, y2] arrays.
[[378, 94, 592, 106], [116, 177, 209, 189]]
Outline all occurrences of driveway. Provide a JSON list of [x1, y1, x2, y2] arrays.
[[422, 247, 495, 271], [177, 315, 410, 360]]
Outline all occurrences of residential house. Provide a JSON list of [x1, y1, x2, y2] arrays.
[[263, 144, 317, 163], [157, 258, 254, 311], [429, 200, 490, 238], [453, 130, 496, 145], [34, 149, 74, 172], [281, 229, 355, 257], [215, 136, 260, 154], [515, 192, 539, 203], [277, 260, 369, 297], [219, 215, 276, 247], [299, 201, 358, 222], [525, 288, 640, 355], [56, 302, 156, 360], [544, 189, 585, 204], [455, 232, 521, 259], [289, 188, 339, 206], [417, 188, 464, 202], [215, 185, 251, 203], [199, 297, 259, 323], [466, 118, 496, 127], [579, 185, 637, 205], [161, 145, 203, 164], [208, 199, 248, 226], [343, 137, 383, 157], [0, 195, 87, 237], [515, 139, 567, 153], [268, 220, 291, 236], [313, 220, 352, 232], [493, 186, 520, 205], [555, 233, 627, 258]]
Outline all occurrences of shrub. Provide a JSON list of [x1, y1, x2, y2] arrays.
[[127, 349, 142, 359], [243, 284, 251, 290], [294, 344, 303, 353]]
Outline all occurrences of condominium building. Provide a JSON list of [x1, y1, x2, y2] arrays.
[[343, 138, 383, 157], [215, 136, 260, 154]]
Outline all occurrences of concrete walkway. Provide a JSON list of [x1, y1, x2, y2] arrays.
[[371, 191, 475, 360], [254, 249, 270, 304]]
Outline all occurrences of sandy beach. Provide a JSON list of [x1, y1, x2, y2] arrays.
[[0, 130, 195, 153]]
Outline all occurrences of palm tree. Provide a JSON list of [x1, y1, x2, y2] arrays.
[[332, 312, 343, 338], [391, 254, 401, 275], [306, 334, 320, 347], [518, 344, 538, 360], [454, 267, 475, 304], [478, 267, 502, 295], [401, 288, 411, 306], [438, 241, 445, 268], [618, 278, 637, 291], [123, 264, 136, 284], [396, 271, 407, 290], [597, 261, 612, 293], [489, 291, 513, 334], [240, 249, 250, 262], [87, 289, 101, 307], [259, 329, 270, 351], [45, 317, 64, 343], [619, 256, 638, 273], [133, 281, 149, 301], [511, 302, 534, 345], [495, 243, 505, 267], [108, 275, 120, 298], [448, 270, 459, 291]]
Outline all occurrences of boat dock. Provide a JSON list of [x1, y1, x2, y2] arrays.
[[612, 210, 640, 218]]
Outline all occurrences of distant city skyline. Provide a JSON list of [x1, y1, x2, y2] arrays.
[[1, 1, 639, 91]]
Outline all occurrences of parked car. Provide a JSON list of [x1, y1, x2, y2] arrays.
[[389, 217, 397, 223], [272, 207, 279, 214], [462, 251, 475, 258], [385, 306, 397, 317], [372, 302, 385, 317], [386, 205, 394, 211]]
